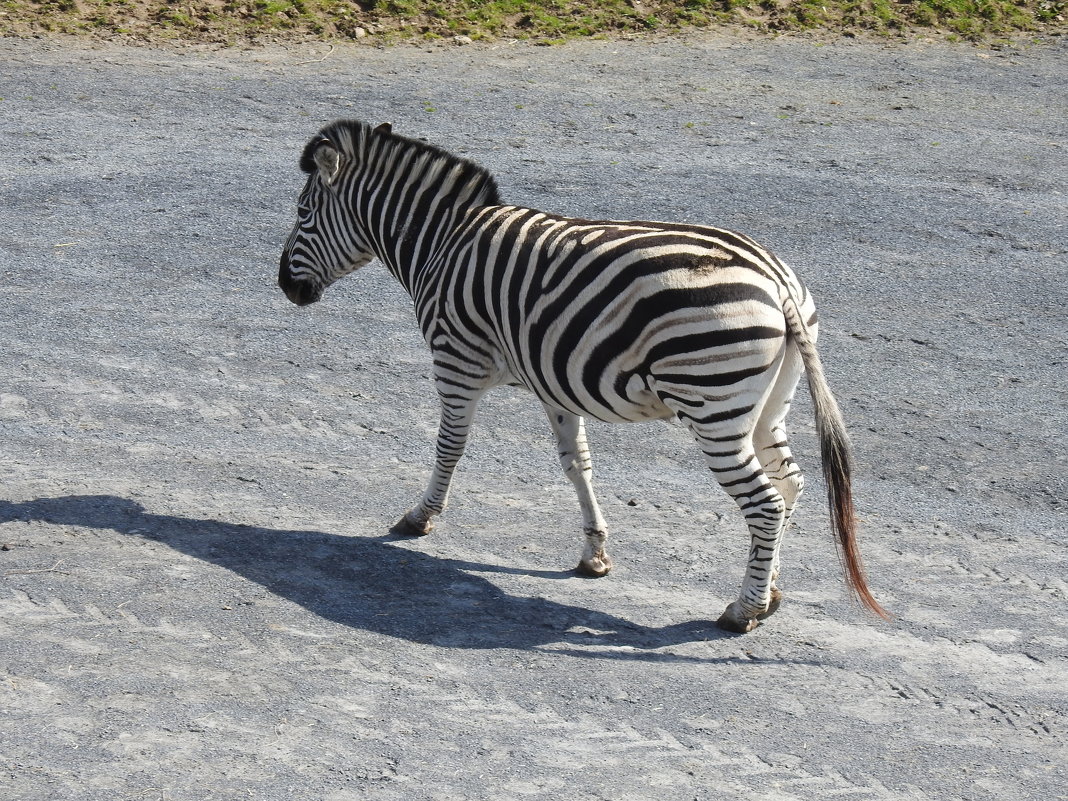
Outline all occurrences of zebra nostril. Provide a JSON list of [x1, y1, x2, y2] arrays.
[[295, 282, 321, 306], [278, 252, 308, 304], [277, 262, 321, 306], [277, 248, 322, 306]]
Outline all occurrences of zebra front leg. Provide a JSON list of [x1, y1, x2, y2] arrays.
[[544, 405, 612, 577], [393, 393, 480, 537]]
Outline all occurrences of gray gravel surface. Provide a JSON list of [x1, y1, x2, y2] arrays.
[[1, 33, 1066, 801]]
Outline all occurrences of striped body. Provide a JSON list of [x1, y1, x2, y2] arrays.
[[420, 207, 815, 427], [279, 120, 886, 632]]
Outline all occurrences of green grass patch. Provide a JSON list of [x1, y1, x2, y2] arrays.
[[0, 0, 1063, 41]]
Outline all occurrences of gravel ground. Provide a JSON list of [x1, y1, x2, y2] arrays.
[[0, 32, 1066, 801]]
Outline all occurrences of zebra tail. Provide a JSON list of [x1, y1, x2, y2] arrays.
[[783, 299, 891, 621]]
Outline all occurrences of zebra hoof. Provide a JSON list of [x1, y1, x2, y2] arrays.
[[717, 590, 783, 633], [576, 553, 613, 577], [390, 512, 433, 537], [716, 602, 761, 634]]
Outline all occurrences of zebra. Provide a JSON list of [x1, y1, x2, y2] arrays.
[[278, 119, 889, 633]]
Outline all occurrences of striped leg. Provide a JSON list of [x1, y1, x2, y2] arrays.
[[657, 382, 786, 633], [393, 391, 481, 537], [544, 405, 612, 576], [752, 345, 806, 613], [656, 341, 800, 632], [696, 425, 787, 633]]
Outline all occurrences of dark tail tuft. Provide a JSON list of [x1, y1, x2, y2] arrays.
[[785, 300, 891, 621]]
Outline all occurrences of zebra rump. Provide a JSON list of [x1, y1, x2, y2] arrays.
[[278, 119, 888, 633]]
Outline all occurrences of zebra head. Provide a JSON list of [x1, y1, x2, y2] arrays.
[[278, 128, 381, 306]]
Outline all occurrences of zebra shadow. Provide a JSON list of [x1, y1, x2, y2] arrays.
[[0, 494, 795, 662]]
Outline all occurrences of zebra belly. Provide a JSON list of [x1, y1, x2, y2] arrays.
[[505, 365, 676, 424]]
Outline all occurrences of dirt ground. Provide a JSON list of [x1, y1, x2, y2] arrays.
[[0, 32, 1065, 801]]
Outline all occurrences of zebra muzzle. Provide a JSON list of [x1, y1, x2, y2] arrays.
[[278, 254, 322, 306], [283, 281, 322, 307]]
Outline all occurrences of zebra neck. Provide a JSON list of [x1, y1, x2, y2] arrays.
[[380, 209, 462, 296], [368, 171, 492, 299]]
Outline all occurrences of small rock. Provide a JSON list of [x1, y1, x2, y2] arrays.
[[453, 35, 473, 45], [1, 543, 13, 551]]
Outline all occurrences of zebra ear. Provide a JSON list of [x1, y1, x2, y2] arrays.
[[312, 140, 341, 185], [374, 122, 393, 135]]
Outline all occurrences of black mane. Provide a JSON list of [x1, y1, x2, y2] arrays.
[[300, 119, 502, 207]]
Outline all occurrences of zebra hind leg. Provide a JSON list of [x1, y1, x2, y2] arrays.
[[544, 405, 612, 576], [750, 346, 806, 620], [733, 419, 803, 627], [392, 392, 481, 538], [659, 342, 802, 633], [684, 415, 789, 634]]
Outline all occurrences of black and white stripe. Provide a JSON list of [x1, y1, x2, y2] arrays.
[[278, 119, 887, 632]]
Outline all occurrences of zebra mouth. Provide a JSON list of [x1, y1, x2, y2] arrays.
[[278, 260, 323, 306], [283, 281, 322, 306]]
